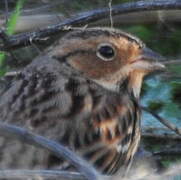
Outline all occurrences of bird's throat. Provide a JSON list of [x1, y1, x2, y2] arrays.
[[128, 70, 145, 98]]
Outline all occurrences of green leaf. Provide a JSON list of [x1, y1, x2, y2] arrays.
[[7, 0, 26, 35], [0, 0, 26, 76]]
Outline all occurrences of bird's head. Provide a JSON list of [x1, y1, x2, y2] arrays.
[[51, 28, 165, 98]]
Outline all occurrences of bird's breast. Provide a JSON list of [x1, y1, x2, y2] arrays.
[[87, 93, 141, 174]]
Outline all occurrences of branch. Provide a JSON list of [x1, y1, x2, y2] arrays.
[[141, 106, 181, 136], [0, 123, 101, 180], [2, 11, 181, 33], [0, 170, 84, 180], [142, 132, 181, 140], [1, 0, 181, 50], [0, 29, 10, 45], [160, 73, 181, 81], [163, 59, 181, 65], [153, 148, 181, 156]]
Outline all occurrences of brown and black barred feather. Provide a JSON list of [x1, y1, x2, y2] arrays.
[[0, 28, 164, 175]]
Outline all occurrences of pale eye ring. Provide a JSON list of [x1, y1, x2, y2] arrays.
[[96, 43, 116, 61]]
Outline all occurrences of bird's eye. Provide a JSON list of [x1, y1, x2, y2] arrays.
[[96, 43, 115, 61]]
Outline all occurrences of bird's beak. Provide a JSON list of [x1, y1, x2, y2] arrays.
[[131, 47, 166, 72]]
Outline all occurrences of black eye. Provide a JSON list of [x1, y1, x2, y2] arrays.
[[97, 43, 115, 61]]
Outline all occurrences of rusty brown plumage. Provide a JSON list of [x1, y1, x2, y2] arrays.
[[0, 28, 165, 175]]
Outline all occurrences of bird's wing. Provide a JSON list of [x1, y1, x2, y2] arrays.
[[0, 56, 81, 168]]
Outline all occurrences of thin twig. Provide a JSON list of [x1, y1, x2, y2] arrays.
[[163, 59, 181, 65], [4, 70, 21, 77], [0, 29, 10, 45], [141, 106, 181, 136], [0, 170, 84, 180], [2, 10, 181, 33], [108, 0, 113, 28], [153, 148, 181, 156], [142, 132, 181, 140], [1, 0, 181, 50], [142, 127, 181, 140], [0, 123, 101, 180], [160, 73, 181, 81], [4, 0, 9, 25]]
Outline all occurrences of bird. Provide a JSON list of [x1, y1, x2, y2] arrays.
[[0, 27, 165, 175]]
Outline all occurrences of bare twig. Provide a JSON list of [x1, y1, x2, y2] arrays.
[[153, 148, 181, 156], [4, 0, 9, 25], [142, 127, 181, 140], [141, 106, 181, 136], [4, 70, 21, 78], [2, 11, 181, 33], [0, 170, 84, 180], [0, 123, 101, 180], [163, 59, 181, 65], [160, 73, 181, 81], [0, 29, 10, 45], [1, 0, 181, 50], [142, 132, 181, 140], [108, 0, 113, 28]]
